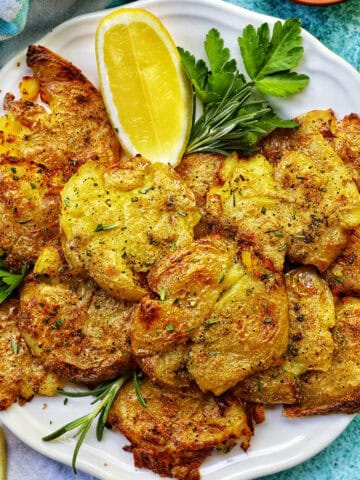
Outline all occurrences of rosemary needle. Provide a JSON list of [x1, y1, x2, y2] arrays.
[[43, 373, 130, 473]]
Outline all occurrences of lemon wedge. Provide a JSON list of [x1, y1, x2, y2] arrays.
[[96, 8, 192, 166]]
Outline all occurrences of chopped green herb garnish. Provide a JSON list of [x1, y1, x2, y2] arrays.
[[257, 376, 263, 392], [261, 206, 267, 214], [177, 210, 188, 217], [205, 317, 220, 328], [10, 339, 18, 354], [171, 240, 177, 251], [166, 324, 175, 332], [29, 182, 36, 189], [94, 223, 118, 232], [331, 275, 344, 284], [139, 186, 154, 194], [50, 319, 63, 330], [263, 317, 273, 323], [131, 196, 139, 202], [218, 274, 225, 284], [64, 197, 70, 207], [11, 167, 16, 174], [208, 350, 220, 355], [160, 287, 166, 301]]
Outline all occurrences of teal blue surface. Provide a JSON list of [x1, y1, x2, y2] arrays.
[[0, 1, 359, 480]]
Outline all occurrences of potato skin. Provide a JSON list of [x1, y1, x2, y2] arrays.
[[0, 299, 62, 411], [19, 247, 134, 385], [107, 378, 254, 480], [284, 297, 360, 417]]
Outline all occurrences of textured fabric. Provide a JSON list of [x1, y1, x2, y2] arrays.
[[0, 1, 359, 480]]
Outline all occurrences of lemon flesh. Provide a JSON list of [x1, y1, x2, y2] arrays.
[[96, 8, 192, 166]]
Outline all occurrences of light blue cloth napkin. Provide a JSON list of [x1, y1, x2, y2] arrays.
[[1, 1, 359, 480]]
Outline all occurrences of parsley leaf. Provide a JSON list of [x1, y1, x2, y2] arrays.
[[179, 29, 245, 104], [0, 262, 28, 304], [238, 19, 310, 96], [179, 19, 308, 155]]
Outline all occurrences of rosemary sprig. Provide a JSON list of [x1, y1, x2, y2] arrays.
[[43, 373, 130, 473], [133, 370, 147, 408]]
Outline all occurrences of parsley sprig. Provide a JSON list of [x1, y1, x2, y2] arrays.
[[43, 374, 129, 473], [0, 260, 28, 304], [178, 19, 309, 155]]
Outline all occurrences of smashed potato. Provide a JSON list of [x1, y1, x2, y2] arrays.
[[61, 156, 201, 301], [108, 378, 256, 480], [19, 247, 134, 384]]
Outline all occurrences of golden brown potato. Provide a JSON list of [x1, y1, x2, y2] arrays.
[[188, 250, 289, 395], [107, 378, 256, 480], [333, 113, 360, 174], [0, 45, 120, 270], [138, 344, 192, 389], [130, 235, 235, 359], [60, 156, 201, 301], [324, 226, 360, 296], [175, 153, 224, 208], [19, 246, 134, 384], [131, 235, 288, 395], [0, 160, 63, 271], [206, 153, 287, 271], [5, 45, 120, 174], [284, 297, 360, 416], [0, 299, 62, 411], [274, 137, 360, 271], [260, 109, 338, 164], [235, 267, 335, 404]]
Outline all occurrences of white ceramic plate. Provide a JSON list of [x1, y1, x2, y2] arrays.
[[0, 0, 359, 479]]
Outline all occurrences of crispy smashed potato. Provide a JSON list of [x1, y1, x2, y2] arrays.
[[207, 153, 286, 271], [131, 235, 289, 395], [0, 299, 62, 410], [5, 45, 120, 173], [0, 45, 120, 270], [60, 156, 201, 301], [235, 267, 335, 404], [19, 247, 134, 384], [108, 378, 257, 480], [284, 297, 360, 416]]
